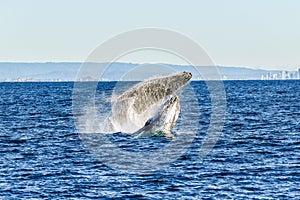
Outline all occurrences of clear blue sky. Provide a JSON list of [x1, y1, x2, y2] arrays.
[[1, 0, 300, 70]]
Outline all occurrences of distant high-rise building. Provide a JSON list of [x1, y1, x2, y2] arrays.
[[281, 71, 287, 80], [272, 73, 278, 80], [293, 71, 298, 79], [287, 71, 291, 79]]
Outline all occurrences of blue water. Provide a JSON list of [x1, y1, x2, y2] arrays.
[[0, 81, 299, 199]]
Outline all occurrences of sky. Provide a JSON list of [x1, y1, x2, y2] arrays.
[[1, 0, 300, 70]]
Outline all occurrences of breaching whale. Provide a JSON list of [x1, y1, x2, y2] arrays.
[[105, 71, 192, 135]]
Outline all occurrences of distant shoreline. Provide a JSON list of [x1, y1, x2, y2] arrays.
[[0, 62, 299, 82]]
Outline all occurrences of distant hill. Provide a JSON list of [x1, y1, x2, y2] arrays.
[[0, 62, 81, 81], [0, 62, 290, 82]]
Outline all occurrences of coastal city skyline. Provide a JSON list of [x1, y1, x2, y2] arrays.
[[261, 68, 300, 80]]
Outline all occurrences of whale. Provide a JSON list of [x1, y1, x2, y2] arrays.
[[133, 95, 180, 138], [105, 71, 192, 134]]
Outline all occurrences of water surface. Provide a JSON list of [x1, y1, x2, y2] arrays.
[[0, 81, 299, 199]]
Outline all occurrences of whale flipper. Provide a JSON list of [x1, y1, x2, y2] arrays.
[[133, 95, 180, 138]]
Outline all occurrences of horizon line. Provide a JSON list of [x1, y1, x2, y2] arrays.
[[0, 61, 298, 72]]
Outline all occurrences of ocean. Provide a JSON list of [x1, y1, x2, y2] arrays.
[[0, 81, 299, 199]]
